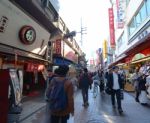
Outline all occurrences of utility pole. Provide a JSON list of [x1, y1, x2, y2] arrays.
[[80, 18, 87, 46]]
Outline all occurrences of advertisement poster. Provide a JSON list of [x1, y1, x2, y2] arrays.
[[9, 69, 21, 105], [0, 69, 9, 123]]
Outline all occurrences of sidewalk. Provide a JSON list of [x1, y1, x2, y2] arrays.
[[19, 93, 46, 122]]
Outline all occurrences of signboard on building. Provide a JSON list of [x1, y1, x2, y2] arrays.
[[116, 0, 125, 28], [64, 42, 77, 63], [55, 39, 62, 55], [108, 8, 116, 48]]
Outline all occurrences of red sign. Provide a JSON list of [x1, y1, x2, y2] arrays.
[[55, 39, 62, 55], [108, 8, 116, 48], [26, 63, 38, 72]]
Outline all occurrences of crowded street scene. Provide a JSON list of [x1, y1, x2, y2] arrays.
[[0, 0, 150, 123]]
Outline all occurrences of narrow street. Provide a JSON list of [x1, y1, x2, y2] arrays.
[[20, 90, 150, 123]]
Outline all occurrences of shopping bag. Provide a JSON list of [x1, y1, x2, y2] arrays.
[[105, 87, 112, 95]]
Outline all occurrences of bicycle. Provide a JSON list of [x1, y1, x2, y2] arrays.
[[93, 80, 100, 98]]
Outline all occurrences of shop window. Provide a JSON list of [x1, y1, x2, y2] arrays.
[[135, 12, 141, 27], [140, 3, 147, 22], [146, 0, 150, 16], [129, 19, 136, 35]]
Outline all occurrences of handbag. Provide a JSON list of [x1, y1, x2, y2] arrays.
[[105, 87, 112, 95]]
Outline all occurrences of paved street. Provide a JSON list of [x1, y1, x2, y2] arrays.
[[20, 90, 150, 123]]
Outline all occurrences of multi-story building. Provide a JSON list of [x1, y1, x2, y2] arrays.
[[0, 0, 83, 122], [109, 0, 150, 67]]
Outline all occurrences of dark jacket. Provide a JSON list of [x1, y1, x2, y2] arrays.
[[107, 72, 123, 89], [138, 76, 146, 91], [79, 73, 92, 89]]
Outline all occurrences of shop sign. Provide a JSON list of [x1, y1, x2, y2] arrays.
[[55, 39, 62, 55], [26, 63, 44, 72], [0, 16, 8, 33], [138, 30, 149, 40], [116, 0, 125, 28], [108, 8, 116, 48], [19, 25, 36, 45], [26, 63, 38, 72]]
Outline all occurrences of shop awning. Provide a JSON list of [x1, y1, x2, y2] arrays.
[[53, 57, 73, 66], [108, 54, 127, 68], [131, 55, 150, 64]]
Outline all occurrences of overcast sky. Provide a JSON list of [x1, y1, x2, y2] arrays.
[[58, 0, 111, 60]]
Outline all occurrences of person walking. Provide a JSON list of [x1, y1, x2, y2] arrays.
[[138, 74, 148, 105], [132, 69, 141, 102], [46, 65, 74, 123], [107, 66, 124, 113], [79, 68, 92, 107]]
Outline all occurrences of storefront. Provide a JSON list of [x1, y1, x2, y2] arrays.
[[0, 0, 52, 97]]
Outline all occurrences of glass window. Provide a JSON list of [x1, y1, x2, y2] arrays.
[[146, 0, 150, 16], [140, 3, 147, 22], [126, 0, 130, 7], [129, 19, 136, 35], [135, 12, 141, 27]]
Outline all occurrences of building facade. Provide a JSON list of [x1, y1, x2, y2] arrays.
[[109, 0, 150, 67]]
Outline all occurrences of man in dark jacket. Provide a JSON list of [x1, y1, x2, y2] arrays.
[[107, 66, 124, 113], [79, 68, 92, 107]]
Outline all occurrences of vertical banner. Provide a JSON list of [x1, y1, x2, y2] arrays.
[[103, 40, 108, 59], [55, 39, 62, 55], [116, 0, 125, 28], [0, 69, 9, 123], [108, 8, 116, 48]]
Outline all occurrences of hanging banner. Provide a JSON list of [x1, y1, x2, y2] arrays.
[[108, 8, 116, 48], [55, 39, 62, 55], [116, 0, 125, 28]]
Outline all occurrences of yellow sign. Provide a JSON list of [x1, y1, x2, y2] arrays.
[[103, 40, 107, 59]]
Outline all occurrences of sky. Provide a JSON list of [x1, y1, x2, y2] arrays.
[[57, 0, 111, 60]]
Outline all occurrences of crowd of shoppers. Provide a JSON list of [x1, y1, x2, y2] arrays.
[[44, 63, 150, 122]]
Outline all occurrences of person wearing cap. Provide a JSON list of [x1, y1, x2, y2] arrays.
[[107, 66, 124, 113]]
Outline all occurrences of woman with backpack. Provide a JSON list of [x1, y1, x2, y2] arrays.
[[46, 65, 74, 123]]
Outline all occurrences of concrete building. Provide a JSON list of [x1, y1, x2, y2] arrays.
[[109, 0, 150, 67]]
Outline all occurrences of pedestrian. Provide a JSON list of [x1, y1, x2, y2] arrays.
[[132, 69, 141, 102], [107, 66, 124, 113], [138, 74, 148, 105], [146, 70, 150, 99], [79, 68, 92, 107], [99, 70, 105, 93], [46, 65, 74, 123], [92, 70, 104, 93]]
